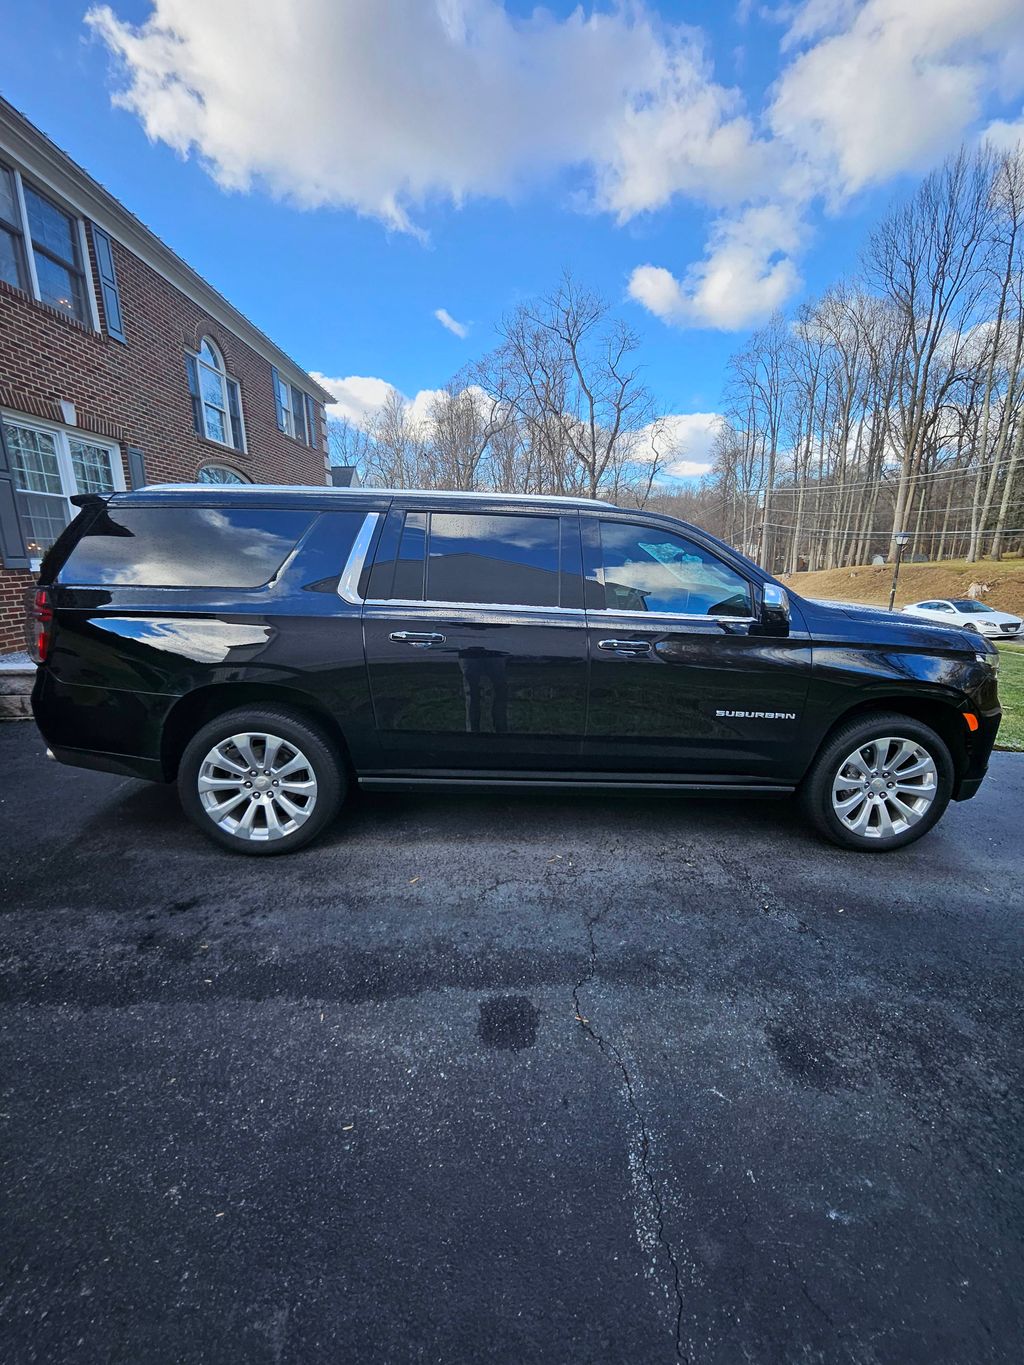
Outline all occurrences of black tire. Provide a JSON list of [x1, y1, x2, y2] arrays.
[[177, 706, 346, 855], [799, 711, 954, 852]]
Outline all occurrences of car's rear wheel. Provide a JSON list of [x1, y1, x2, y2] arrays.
[[178, 707, 345, 855], [799, 712, 954, 851]]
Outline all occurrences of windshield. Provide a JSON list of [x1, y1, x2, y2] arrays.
[[951, 600, 994, 614]]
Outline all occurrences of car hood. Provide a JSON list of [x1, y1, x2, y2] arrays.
[[796, 597, 984, 653], [968, 609, 1021, 625]]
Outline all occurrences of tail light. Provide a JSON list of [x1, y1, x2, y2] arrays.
[[28, 588, 53, 664]]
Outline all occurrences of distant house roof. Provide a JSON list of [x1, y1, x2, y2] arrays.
[[0, 97, 332, 405], [330, 466, 361, 488]]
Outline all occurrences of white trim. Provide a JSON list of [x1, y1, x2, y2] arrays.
[[277, 374, 296, 439], [5, 162, 94, 329], [0, 100, 331, 402], [0, 408, 126, 564], [190, 339, 247, 453], [11, 166, 39, 303], [76, 215, 101, 331], [232, 379, 248, 455], [338, 512, 380, 603]]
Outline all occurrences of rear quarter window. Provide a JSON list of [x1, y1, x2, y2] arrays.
[[59, 506, 314, 588]]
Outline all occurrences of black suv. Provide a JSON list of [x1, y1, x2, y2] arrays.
[[30, 485, 1000, 855]]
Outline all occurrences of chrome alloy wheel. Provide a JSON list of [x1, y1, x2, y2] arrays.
[[197, 732, 318, 842], [830, 736, 938, 840]]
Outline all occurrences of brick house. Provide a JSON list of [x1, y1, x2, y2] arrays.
[[0, 97, 332, 653]]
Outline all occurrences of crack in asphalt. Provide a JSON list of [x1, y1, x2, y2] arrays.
[[572, 907, 688, 1362]]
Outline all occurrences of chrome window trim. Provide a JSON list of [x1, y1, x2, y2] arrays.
[[360, 596, 751, 623], [342, 504, 756, 622], [364, 597, 585, 615], [587, 608, 757, 625], [337, 511, 381, 604]]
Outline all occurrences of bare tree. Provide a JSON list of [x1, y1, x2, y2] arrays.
[[486, 274, 663, 501], [427, 379, 509, 491], [972, 146, 1024, 558], [864, 147, 995, 559]]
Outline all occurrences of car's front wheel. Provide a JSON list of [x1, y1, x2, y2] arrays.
[[799, 712, 954, 851], [177, 706, 345, 855]]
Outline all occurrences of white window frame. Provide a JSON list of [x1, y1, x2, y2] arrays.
[[276, 372, 296, 438], [1, 410, 125, 568], [274, 371, 316, 445], [191, 337, 246, 452], [0, 159, 100, 330]]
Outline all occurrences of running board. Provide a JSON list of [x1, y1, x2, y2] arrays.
[[358, 774, 794, 795]]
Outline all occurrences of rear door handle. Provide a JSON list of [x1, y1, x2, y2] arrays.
[[389, 630, 446, 647], [598, 638, 652, 655]]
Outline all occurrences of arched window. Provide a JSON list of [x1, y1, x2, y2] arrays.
[[198, 463, 251, 485], [186, 338, 245, 451]]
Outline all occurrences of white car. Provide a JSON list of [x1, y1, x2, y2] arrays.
[[902, 598, 1022, 639]]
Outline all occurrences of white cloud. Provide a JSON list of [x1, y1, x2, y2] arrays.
[[407, 387, 449, 427], [632, 411, 721, 478], [629, 0, 1024, 328], [628, 205, 803, 330], [984, 109, 1024, 153], [434, 307, 468, 338], [310, 373, 399, 427], [314, 373, 719, 483], [311, 371, 451, 431], [664, 458, 714, 479], [86, 0, 751, 232], [596, 40, 774, 221], [86, 0, 1024, 333], [770, 0, 1024, 195]]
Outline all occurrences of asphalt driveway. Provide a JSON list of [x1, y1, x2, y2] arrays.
[[1, 722, 1022, 1364]]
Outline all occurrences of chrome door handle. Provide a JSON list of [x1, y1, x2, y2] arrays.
[[598, 638, 652, 655], [389, 630, 446, 646]]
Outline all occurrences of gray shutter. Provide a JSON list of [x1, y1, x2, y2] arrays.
[[184, 354, 203, 433], [290, 385, 306, 443], [126, 446, 147, 489], [0, 420, 30, 570], [271, 367, 286, 430], [91, 224, 127, 343], [226, 379, 244, 451], [304, 393, 318, 448]]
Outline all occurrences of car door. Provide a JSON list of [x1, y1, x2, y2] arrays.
[[361, 502, 588, 771], [581, 514, 812, 779]]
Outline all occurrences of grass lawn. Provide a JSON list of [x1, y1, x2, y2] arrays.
[[781, 557, 1024, 617], [996, 644, 1024, 751]]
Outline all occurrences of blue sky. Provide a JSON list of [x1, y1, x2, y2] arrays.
[[2, 1, 1023, 475]]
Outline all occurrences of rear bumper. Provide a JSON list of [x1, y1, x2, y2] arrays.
[[32, 668, 170, 779], [47, 743, 166, 782]]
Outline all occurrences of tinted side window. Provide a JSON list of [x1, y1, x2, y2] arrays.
[[60, 507, 313, 588], [427, 512, 560, 607], [595, 521, 752, 617], [392, 511, 427, 600]]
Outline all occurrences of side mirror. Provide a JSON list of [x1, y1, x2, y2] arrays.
[[760, 583, 790, 634]]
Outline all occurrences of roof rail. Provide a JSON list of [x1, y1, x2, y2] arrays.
[[134, 484, 613, 508]]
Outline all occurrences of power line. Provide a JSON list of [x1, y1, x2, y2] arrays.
[[751, 500, 1005, 526], [764, 455, 1013, 498], [759, 521, 1024, 538]]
